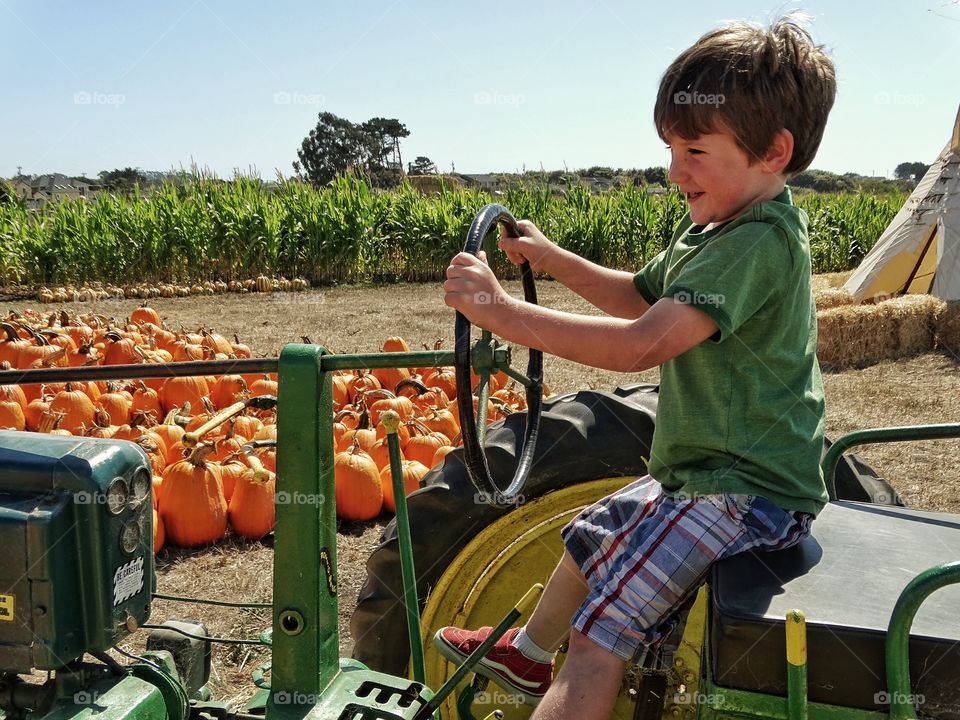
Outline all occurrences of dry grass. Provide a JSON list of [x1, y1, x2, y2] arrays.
[[4, 277, 959, 705]]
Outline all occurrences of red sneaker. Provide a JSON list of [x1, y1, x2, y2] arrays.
[[433, 626, 553, 706]]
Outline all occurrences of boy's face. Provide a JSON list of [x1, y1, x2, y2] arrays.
[[666, 129, 786, 227]]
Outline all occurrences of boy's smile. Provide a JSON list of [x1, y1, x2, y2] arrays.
[[666, 129, 791, 230]]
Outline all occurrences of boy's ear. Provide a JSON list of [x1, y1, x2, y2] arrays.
[[763, 129, 794, 175]]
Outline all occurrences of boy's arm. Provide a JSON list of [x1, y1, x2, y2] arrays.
[[444, 253, 716, 372], [499, 222, 651, 319]]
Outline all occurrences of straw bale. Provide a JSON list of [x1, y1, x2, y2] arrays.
[[814, 287, 855, 310], [934, 301, 960, 356], [816, 294, 942, 368], [811, 271, 852, 293]]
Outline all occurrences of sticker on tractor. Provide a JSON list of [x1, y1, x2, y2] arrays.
[[320, 547, 337, 596], [113, 556, 144, 606], [0, 594, 13, 622]]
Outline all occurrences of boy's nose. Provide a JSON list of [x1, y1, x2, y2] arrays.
[[668, 158, 686, 184]]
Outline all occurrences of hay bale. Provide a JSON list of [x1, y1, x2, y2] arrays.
[[886, 294, 943, 357], [818, 304, 896, 368], [811, 271, 853, 293], [816, 294, 942, 369], [814, 287, 855, 310], [935, 301, 960, 355]]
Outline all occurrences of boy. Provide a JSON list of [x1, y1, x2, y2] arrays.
[[437, 15, 836, 720]]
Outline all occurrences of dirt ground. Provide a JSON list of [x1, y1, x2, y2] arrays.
[[4, 279, 959, 706]]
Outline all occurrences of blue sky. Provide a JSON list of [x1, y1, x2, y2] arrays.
[[3, 0, 957, 180]]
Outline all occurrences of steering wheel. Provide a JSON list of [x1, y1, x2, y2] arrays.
[[454, 204, 544, 506]]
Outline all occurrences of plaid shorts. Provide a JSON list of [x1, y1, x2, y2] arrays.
[[561, 475, 813, 662]]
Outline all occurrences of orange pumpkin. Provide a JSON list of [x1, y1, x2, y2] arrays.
[[159, 376, 210, 415], [211, 375, 248, 410], [0, 387, 25, 430], [380, 460, 429, 513], [153, 507, 165, 553], [334, 444, 382, 521], [131, 306, 162, 327], [49, 383, 95, 434], [159, 445, 228, 547], [228, 465, 276, 540]]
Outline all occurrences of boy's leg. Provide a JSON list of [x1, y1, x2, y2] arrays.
[[432, 549, 590, 704], [525, 550, 590, 652], [530, 629, 625, 720]]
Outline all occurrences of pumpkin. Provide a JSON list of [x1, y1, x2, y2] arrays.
[[229, 449, 275, 539], [211, 375, 248, 410], [130, 381, 162, 420], [131, 306, 162, 327], [334, 443, 382, 521], [404, 420, 450, 468], [380, 460, 429, 513], [153, 507, 165, 553], [159, 445, 228, 547], [97, 384, 131, 426], [49, 383, 95, 434], [159, 376, 210, 414], [0, 387, 25, 430]]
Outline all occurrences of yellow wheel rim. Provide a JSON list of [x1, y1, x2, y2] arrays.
[[419, 477, 641, 720]]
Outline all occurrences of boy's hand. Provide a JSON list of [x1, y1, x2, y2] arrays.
[[500, 220, 558, 273], [443, 251, 515, 328]]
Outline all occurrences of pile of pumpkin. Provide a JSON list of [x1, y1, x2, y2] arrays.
[[0, 307, 533, 553]]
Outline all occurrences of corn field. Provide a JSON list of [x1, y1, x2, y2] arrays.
[[0, 175, 904, 287]]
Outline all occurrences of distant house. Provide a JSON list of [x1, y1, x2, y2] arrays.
[[455, 173, 504, 193], [5, 174, 100, 208]]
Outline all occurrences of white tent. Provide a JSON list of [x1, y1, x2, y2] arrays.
[[844, 105, 960, 302]]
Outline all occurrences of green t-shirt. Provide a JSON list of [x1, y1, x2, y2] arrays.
[[633, 187, 827, 515]]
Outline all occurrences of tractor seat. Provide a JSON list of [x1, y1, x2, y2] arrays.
[[711, 501, 960, 716]]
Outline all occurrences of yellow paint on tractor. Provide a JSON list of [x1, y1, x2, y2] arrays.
[[418, 478, 637, 719]]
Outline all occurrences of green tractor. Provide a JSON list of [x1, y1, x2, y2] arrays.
[[1, 206, 959, 720]]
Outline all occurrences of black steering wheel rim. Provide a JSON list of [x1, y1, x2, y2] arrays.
[[454, 204, 543, 506]]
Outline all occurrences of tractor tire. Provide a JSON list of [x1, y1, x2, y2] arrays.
[[351, 383, 898, 677]]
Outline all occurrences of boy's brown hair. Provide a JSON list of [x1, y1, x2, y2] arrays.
[[654, 15, 836, 175]]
